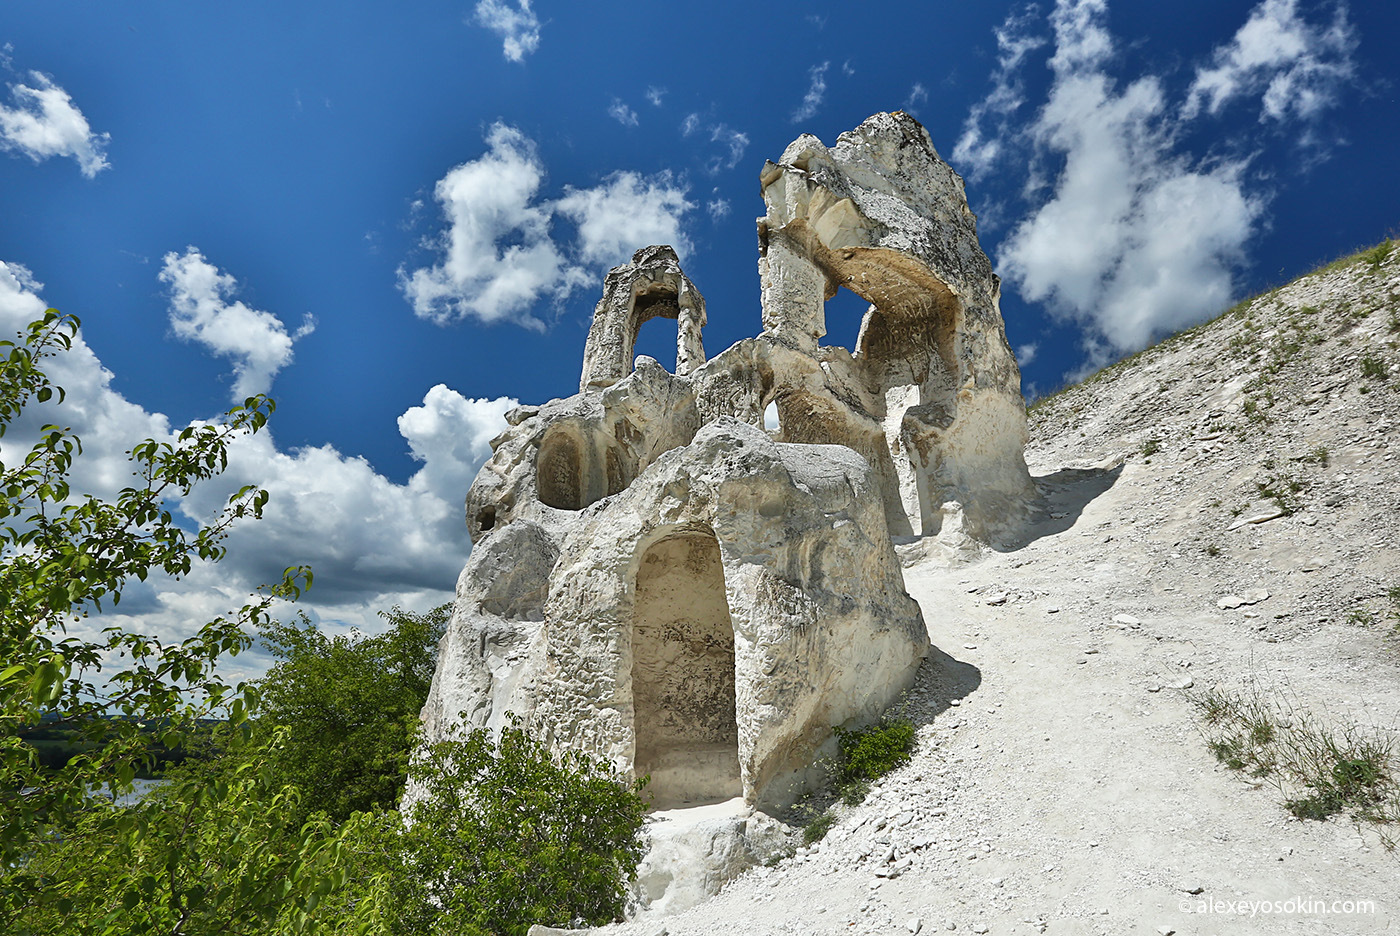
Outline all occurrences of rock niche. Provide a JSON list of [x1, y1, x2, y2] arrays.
[[419, 112, 1033, 914]]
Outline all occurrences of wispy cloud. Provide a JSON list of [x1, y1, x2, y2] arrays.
[[1183, 0, 1357, 123], [608, 98, 639, 126], [472, 0, 541, 63], [646, 86, 667, 107], [159, 248, 315, 400], [792, 61, 831, 123], [707, 124, 749, 173], [0, 71, 110, 177], [707, 198, 731, 221], [952, 4, 1048, 181], [400, 123, 693, 329], [681, 112, 701, 136], [903, 82, 930, 113]]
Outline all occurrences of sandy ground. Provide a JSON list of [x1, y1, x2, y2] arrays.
[[595, 251, 1400, 935]]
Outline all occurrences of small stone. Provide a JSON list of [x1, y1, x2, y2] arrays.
[[1168, 676, 1194, 690], [1146, 684, 1162, 693], [964, 643, 979, 650], [1179, 883, 1204, 895], [1112, 614, 1142, 626], [1217, 595, 1246, 609], [1228, 506, 1285, 530], [973, 927, 990, 935], [907, 919, 923, 934], [1156, 927, 1175, 936], [986, 592, 1009, 606], [1242, 588, 1270, 604], [1047, 605, 1061, 613]]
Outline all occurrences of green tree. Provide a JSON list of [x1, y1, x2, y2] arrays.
[[0, 310, 351, 933], [253, 604, 450, 825], [359, 722, 647, 936]]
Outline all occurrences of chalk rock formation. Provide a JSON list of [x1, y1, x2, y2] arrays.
[[421, 112, 1033, 910]]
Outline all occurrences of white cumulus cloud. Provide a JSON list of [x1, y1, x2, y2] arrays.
[[160, 248, 315, 400], [997, 0, 1265, 360], [1183, 0, 1357, 123], [556, 171, 693, 266], [401, 123, 694, 327], [399, 123, 588, 329], [0, 258, 515, 678], [0, 72, 110, 178], [473, 0, 541, 63], [792, 61, 831, 123], [954, 0, 1357, 367]]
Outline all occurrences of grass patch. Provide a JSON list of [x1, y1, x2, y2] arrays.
[[834, 716, 916, 805], [1256, 473, 1306, 515], [802, 811, 835, 846], [1300, 445, 1330, 467], [1142, 437, 1161, 457], [1360, 356, 1388, 380], [1192, 684, 1400, 840], [1362, 239, 1395, 271]]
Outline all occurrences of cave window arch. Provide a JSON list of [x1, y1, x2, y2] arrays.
[[820, 285, 875, 352], [631, 530, 741, 808], [536, 428, 584, 511]]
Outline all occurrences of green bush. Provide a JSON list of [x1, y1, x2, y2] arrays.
[[834, 716, 916, 804], [356, 721, 648, 936], [251, 604, 450, 827]]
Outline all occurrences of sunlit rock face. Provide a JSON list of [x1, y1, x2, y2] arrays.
[[421, 113, 1031, 815]]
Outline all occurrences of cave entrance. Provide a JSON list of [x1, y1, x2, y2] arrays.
[[631, 531, 741, 808]]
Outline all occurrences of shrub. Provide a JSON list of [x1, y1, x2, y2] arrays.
[[834, 716, 916, 804], [363, 721, 648, 936], [802, 812, 835, 846], [1360, 356, 1388, 380], [252, 604, 450, 826]]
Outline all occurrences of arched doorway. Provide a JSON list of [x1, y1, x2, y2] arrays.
[[631, 531, 741, 807]]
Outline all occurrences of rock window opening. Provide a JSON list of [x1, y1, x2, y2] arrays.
[[631, 532, 741, 808], [630, 291, 682, 374], [822, 286, 875, 351]]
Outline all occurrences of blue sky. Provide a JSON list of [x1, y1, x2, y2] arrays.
[[1, 0, 1395, 673]]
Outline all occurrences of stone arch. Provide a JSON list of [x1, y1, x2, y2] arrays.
[[578, 246, 707, 391], [630, 529, 741, 808]]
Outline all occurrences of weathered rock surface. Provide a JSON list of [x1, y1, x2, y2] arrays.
[[420, 112, 1036, 915]]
